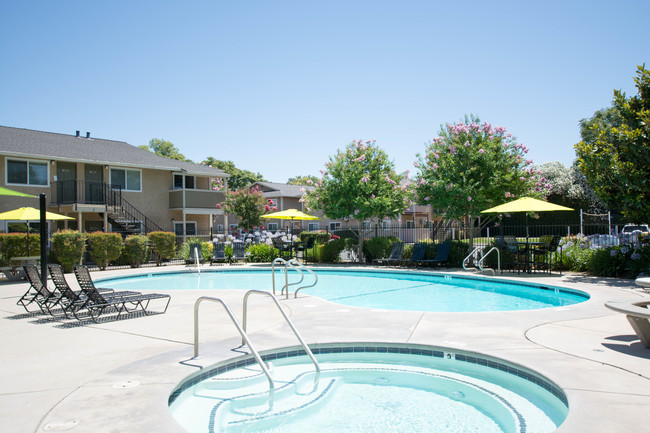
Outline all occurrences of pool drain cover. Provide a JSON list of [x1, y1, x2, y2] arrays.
[[43, 419, 79, 431]]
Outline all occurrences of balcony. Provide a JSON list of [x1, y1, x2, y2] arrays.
[[169, 189, 225, 210]]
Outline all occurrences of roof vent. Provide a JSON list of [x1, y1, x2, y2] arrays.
[[75, 130, 80, 137], [86, 132, 90, 139]]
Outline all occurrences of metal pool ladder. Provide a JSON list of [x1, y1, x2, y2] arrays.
[[463, 246, 500, 275], [271, 258, 318, 299], [193, 291, 321, 393]]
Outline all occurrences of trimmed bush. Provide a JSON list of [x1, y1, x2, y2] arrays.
[[180, 239, 212, 261], [123, 235, 150, 268], [0, 233, 40, 265], [87, 232, 123, 270], [318, 239, 345, 262], [246, 243, 279, 263], [148, 231, 177, 265], [51, 230, 88, 272]]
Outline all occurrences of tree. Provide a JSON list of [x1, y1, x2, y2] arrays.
[[139, 138, 191, 162], [414, 115, 546, 250], [575, 65, 650, 222], [287, 175, 319, 185], [202, 157, 266, 190], [537, 161, 605, 213], [304, 140, 411, 262], [220, 185, 273, 231]]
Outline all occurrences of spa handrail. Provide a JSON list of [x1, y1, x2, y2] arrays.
[[193, 296, 274, 391], [242, 289, 321, 382]]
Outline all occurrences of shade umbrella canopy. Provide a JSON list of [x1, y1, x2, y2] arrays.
[[0, 186, 37, 198], [260, 209, 320, 220], [0, 207, 74, 221], [481, 197, 573, 214]]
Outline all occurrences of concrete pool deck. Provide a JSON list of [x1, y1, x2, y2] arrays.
[[1, 264, 649, 433]]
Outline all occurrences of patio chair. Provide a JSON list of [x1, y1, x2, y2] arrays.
[[230, 242, 247, 264], [16, 264, 58, 314], [294, 237, 316, 262], [502, 235, 527, 274], [534, 235, 562, 275], [400, 242, 427, 267], [210, 241, 227, 265], [417, 241, 451, 267], [373, 241, 404, 266], [186, 242, 204, 265], [73, 265, 171, 322], [272, 236, 293, 257]]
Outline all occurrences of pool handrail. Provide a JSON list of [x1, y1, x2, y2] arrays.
[[271, 258, 291, 298], [478, 247, 500, 274], [242, 289, 321, 385], [287, 259, 318, 298], [462, 246, 483, 271], [193, 296, 274, 392]]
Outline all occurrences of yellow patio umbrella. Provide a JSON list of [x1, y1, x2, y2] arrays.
[[261, 208, 320, 235], [481, 197, 573, 238]]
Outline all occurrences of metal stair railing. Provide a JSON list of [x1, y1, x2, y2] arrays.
[[242, 289, 321, 387], [193, 296, 274, 392], [106, 184, 164, 234]]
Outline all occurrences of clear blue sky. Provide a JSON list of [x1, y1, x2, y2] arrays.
[[2, 1, 648, 183]]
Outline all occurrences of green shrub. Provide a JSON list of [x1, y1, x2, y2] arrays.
[[0, 233, 40, 265], [246, 243, 279, 262], [148, 231, 177, 265], [123, 235, 150, 268], [87, 232, 123, 270], [51, 230, 88, 272], [363, 236, 400, 262], [318, 239, 345, 262], [299, 231, 331, 245], [179, 239, 212, 261]]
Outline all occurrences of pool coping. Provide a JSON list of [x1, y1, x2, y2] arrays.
[[1, 264, 649, 433]]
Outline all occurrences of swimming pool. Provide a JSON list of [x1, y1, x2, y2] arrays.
[[97, 269, 588, 312], [169, 343, 568, 433]]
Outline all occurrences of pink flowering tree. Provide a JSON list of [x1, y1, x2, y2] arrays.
[[220, 185, 274, 231], [304, 140, 411, 262], [414, 115, 547, 251]]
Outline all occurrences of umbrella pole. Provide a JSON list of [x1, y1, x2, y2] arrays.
[[39, 194, 48, 288]]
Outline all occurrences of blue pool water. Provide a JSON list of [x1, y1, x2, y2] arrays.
[[169, 343, 569, 433], [96, 269, 588, 312]]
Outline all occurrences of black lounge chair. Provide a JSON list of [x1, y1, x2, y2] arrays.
[[417, 241, 451, 266], [186, 242, 204, 265], [401, 242, 427, 267], [373, 241, 404, 266], [502, 235, 527, 273], [295, 237, 316, 262], [230, 242, 247, 264], [210, 241, 227, 265], [17, 264, 59, 314], [73, 265, 171, 322]]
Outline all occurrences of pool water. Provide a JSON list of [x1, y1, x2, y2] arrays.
[[98, 269, 588, 312], [169, 344, 568, 433]]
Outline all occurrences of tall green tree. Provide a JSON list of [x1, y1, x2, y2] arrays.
[[575, 65, 650, 222], [139, 138, 191, 162], [414, 115, 545, 250], [203, 157, 266, 190], [304, 140, 411, 262], [287, 175, 319, 185]]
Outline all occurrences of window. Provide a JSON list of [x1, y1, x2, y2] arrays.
[[110, 168, 141, 191], [6, 159, 48, 186], [216, 224, 224, 234], [307, 222, 320, 231], [406, 220, 414, 228], [173, 174, 195, 189], [174, 222, 197, 236], [329, 222, 341, 231], [267, 223, 278, 232], [362, 221, 372, 230], [381, 220, 391, 229]]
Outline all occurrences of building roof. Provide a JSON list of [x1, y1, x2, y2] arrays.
[[252, 181, 314, 198], [0, 125, 228, 177]]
